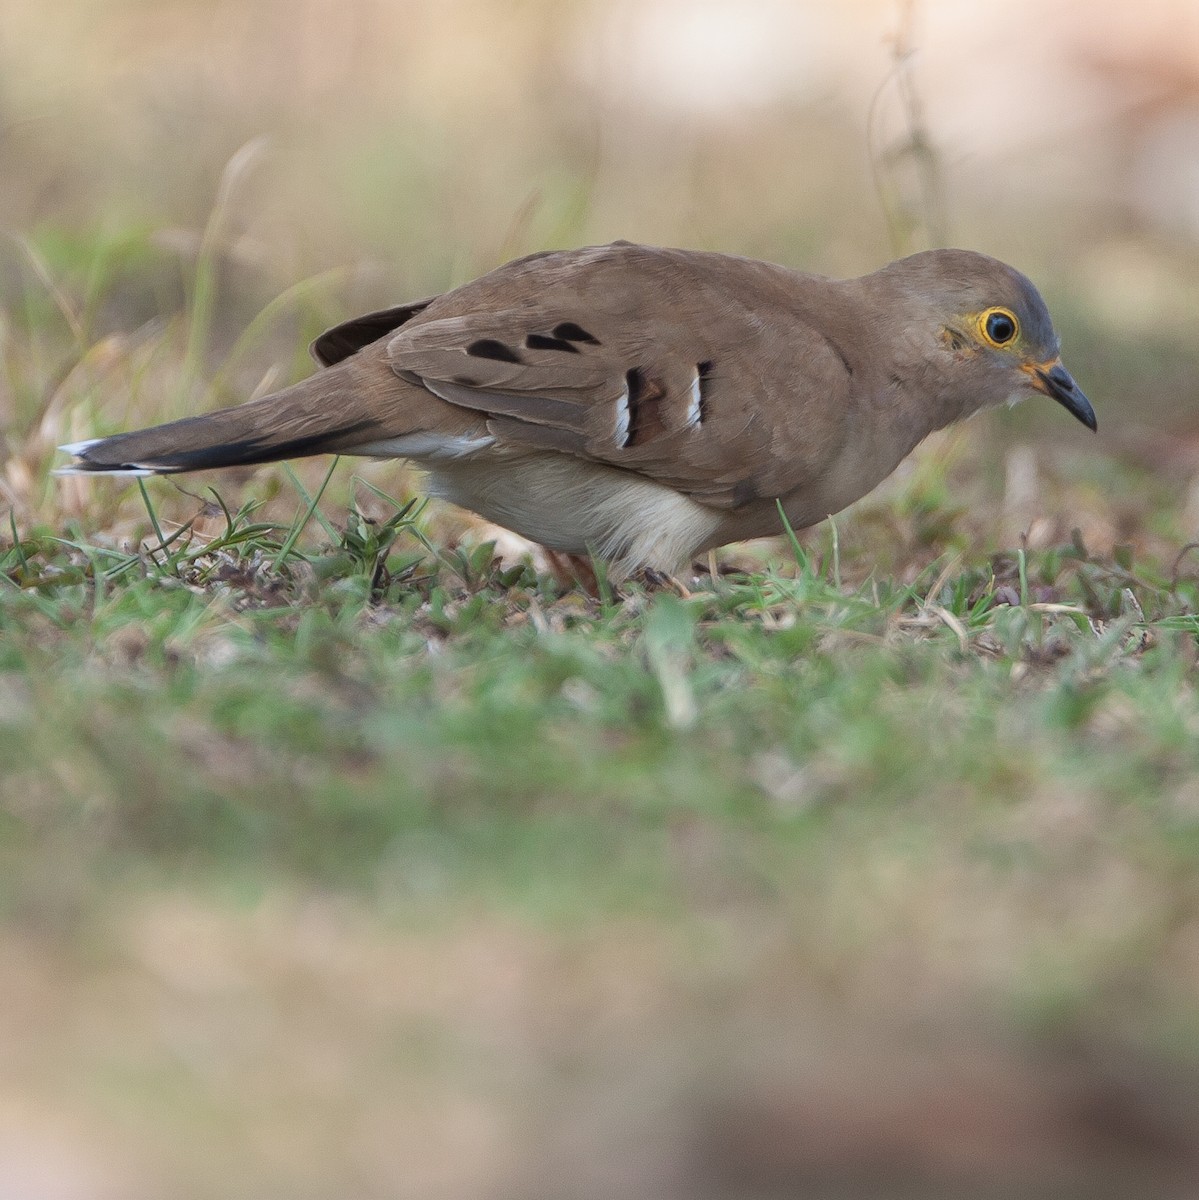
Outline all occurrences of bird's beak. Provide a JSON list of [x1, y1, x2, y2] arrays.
[[1022, 359, 1097, 431]]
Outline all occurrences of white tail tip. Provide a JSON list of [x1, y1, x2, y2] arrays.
[[57, 439, 103, 456], [54, 440, 157, 477]]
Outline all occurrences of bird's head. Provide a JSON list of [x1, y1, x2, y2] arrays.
[[880, 249, 1096, 432]]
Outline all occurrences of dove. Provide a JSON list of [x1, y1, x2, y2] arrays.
[[59, 242, 1095, 576]]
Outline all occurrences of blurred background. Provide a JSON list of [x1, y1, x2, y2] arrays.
[[4, 2, 1199, 1198], [3, 0, 1199, 551]]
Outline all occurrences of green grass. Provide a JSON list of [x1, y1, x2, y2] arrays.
[[6, 502, 1199, 946]]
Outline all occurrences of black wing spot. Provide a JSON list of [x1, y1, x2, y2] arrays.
[[624, 367, 668, 447], [467, 338, 522, 363], [552, 322, 600, 345], [696, 360, 713, 425], [732, 478, 759, 508], [525, 333, 580, 353]]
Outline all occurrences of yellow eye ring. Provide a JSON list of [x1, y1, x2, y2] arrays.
[[978, 307, 1019, 348]]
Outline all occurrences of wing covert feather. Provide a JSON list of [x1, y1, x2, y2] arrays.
[[382, 243, 854, 507]]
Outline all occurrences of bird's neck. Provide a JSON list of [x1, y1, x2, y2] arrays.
[[837, 274, 976, 432]]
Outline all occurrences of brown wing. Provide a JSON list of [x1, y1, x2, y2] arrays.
[[383, 243, 854, 508]]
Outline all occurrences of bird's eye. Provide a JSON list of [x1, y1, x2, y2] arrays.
[[980, 307, 1019, 347]]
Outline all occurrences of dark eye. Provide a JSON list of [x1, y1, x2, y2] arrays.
[[983, 309, 1018, 346]]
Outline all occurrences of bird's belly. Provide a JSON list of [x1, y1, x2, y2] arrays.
[[422, 451, 721, 574], [782, 435, 914, 529], [712, 439, 915, 546]]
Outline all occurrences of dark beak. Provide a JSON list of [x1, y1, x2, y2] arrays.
[[1028, 361, 1097, 432]]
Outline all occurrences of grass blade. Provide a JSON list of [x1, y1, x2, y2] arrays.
[[274, 458, 339, 569]]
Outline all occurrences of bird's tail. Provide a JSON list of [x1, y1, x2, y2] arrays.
[[56, 353, 399, 477]]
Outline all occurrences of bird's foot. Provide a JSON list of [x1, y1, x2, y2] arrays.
[[543, 550, 601, 597], [637, 568, 693, 599]]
